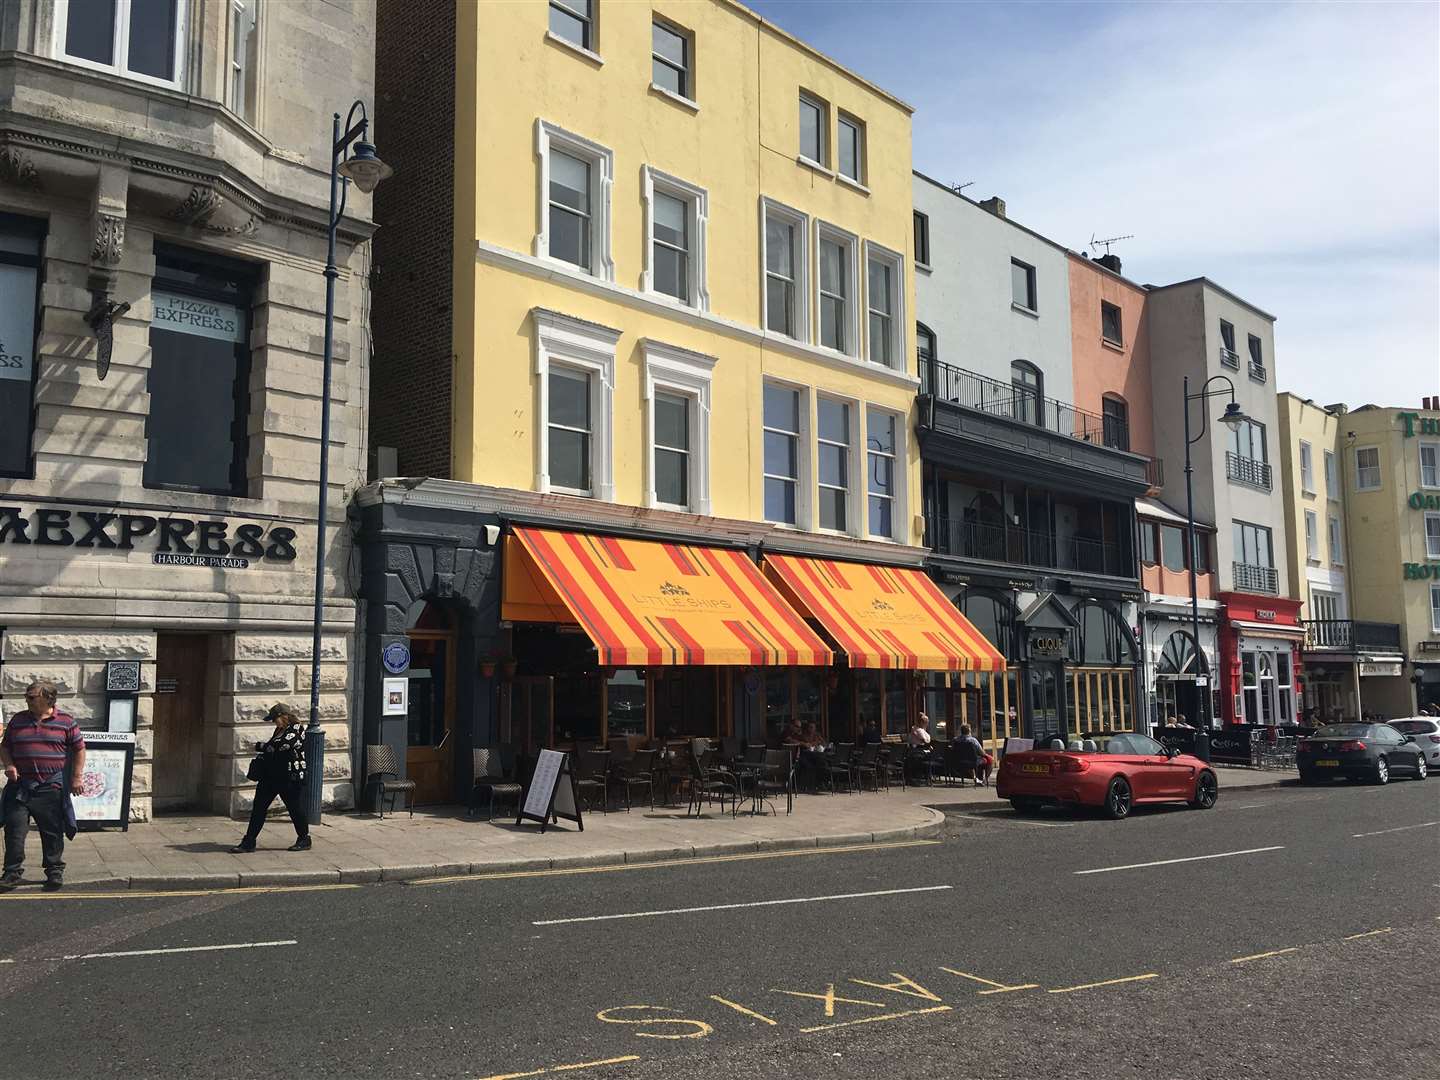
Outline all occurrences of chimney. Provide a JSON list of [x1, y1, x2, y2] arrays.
[[978, 195, 1006, 219], [1096, 253, 1122, 275], [1423, 395, 1438, 410]]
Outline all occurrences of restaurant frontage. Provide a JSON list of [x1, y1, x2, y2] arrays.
[[353, 480, 1005, 806], [1217, 592, 1305, 726]]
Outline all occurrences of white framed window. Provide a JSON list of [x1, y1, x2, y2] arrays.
[[864, 241, 904, 369], [761, 198, 809, 342], [816, 222, 859, 356], [1299, 440, 1314, 493], [763, 381, 809, 527], [651, 18, 692, 101], [816, 395, 854, 533], [642, 167, 708, 310], [1426, 512, 1440, 560], [534, 120, 614, 280], [533, 308, 619, 500], [54, 0, 187, 89], [866, 407, 903, 541], [1354, 445, 1381, 491], [549, 0, 595, 53], [642, 339, 715, 515], [837, 113, 864, 185], [1432, 583, 1440, 633], [798, 92, 827, 167], [1304, 509, 1318, 562], [1324, 449, 1337, 499], [228, 0, 259, 124], [1328, 515, 1343, 565], [1421, 442, 1439, 488]]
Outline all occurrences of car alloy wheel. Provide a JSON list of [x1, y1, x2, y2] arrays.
[[1298, 769, 1320, 786], [1190, 770, 1218, 809], [1010, 797, 1042, 815], [1416, 756, 1428, 781], [1374, 756, 1389, 785], [1103, 776, 1132, 820]]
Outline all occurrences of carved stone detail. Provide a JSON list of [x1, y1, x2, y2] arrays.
[[0, 147, 41, 191], [92, 214, 125, 265], [171, 184, 225, 226]]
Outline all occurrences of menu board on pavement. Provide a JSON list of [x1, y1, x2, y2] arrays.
[[516, 749, 584, 833]]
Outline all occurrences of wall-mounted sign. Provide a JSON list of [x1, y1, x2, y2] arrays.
[[1027, 632, 1067, 658], [1407, 492, 1440, 511], [1255, 609, 1277, 621], [1359, 661, 1403, 678], [1417, 640, 1440, 653], [104, 661, 141, 693], [1402, 563, 1440, 580], [1398, 412, 1439, 438], [0, 504, 297, 568], [382, 641, 411, 675], [382, 676, 409, 716], [151, 290, 245, 344]]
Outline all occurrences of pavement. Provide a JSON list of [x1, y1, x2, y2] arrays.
[[0, 773, 1434, 1079], [10, 765, 1290, 892]]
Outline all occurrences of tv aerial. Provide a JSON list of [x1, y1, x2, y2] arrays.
[[1088, 232, 1134, 257], [951, 180, 975, 195]]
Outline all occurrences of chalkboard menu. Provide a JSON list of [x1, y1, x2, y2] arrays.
[[516, 749, 584, 833]]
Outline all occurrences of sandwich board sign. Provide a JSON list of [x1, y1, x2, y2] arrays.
[[516, 749, 584, 832]]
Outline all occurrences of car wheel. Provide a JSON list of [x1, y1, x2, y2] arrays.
[[1010, 797, 1042, 815], [1298, 769, 1321, 786], [1415, 755, 1428, 781], [1373, 756, 1389, 785], [1190, 770, 1218, 809], [1103, 776, 1132, 820]]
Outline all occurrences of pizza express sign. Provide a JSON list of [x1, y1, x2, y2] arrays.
[[0, 505, 297, 569]]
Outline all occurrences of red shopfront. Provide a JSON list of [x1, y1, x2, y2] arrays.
[[1217, 592, 1304, 726]]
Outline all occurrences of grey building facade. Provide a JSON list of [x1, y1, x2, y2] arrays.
[[0, 0, 376, 820]]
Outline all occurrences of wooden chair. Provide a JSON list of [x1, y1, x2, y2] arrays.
[[365, 744, 416, 818]]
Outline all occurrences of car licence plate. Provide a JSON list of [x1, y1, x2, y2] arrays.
[[1315, 759, 1340, 767], [1021, 763, 1049, 775]]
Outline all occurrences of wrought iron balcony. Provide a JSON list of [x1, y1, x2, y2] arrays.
[[1232, 561, 1279, 594], [1226, 451, 1272, 491], [1303, 619, 1403, 652], [929, 517, 1131, 578], [1248, 361, 1267, 383], [1220, 346, 1240, 369]]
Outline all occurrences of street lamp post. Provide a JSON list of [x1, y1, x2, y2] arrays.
[[302, 102, 392, 829], [1182, 374, 1248, 762]]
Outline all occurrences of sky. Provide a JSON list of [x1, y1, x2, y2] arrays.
[[746, 0, 1439, 409]]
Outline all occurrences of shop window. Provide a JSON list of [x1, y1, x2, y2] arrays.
[[144, 245, 255, 496], [553, 674, 601, 743], [605, 670, 646, 739], [1077, 602, 1134, 665], [764, 668, 791, 734], [0, 214, 43, 478], [885, 673, 909, 736], [57, 0, 186, 89], [796, 669, 823, 730], [961, 591, 1017, 660], [654, 667, 717, 738]]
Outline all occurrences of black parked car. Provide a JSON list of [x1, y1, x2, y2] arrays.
[[1296, 723, 1430, 785]]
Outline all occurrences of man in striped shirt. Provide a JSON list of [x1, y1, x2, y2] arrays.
[[1, 679, 85, 891]]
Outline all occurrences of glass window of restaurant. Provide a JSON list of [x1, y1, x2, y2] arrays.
[[653, 666, 719, 739], [955, 590, 1020, 747], [606, 669, 646, 740], [1067, 602, 1136, 735]]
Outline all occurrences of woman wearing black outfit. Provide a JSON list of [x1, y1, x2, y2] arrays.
[[231, 704, 311, 852]]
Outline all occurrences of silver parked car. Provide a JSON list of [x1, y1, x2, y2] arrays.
[[1391, 718, 1440, 768]]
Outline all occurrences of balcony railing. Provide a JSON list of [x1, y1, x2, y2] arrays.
[[1226, 451, 1272, 491], [920, 360, 1164, 488], [1248, 361, 1267, 383], [929, 517, 1130, 577], [1303, 619, 1403, 652], [1232, 561, 1279, 594], [1220, 346, 1240, 369]]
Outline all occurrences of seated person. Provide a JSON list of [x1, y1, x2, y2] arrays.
[[957, 723, 993, 785], [796, 721, 828, 787], [859, 719, 883, 745], [778, 718, 804, 745], [908, 714, 933, 749]]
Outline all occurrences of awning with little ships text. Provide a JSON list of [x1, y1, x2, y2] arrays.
[[763, 554, 1007, 672], [502, 527, 833, 667]]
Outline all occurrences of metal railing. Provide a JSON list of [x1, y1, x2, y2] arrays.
[[1232, 561, 1279, 594], [1303, 618, 1403, 651], [930, 517, 1129, 576], [1248, 361, 1267, 383], [1220, 346, 1240, 369], [1226, 451, 1272, 491]]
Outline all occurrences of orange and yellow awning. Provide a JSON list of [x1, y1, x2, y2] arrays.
[[764, 554, 1006, 672], [502, 527, 833, 667]]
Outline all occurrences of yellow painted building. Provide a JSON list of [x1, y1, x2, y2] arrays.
[[364, 0, 973, 801]]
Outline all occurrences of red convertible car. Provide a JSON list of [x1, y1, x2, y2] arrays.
[[996, 731, 1218, 819]]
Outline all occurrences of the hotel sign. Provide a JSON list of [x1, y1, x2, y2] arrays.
[[1398, 412, 1440, 438], [1402, 563, 1440, 580], [0, 504, 298, 569], [1407, 491, 1440, 511]]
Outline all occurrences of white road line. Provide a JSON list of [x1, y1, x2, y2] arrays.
[[532, 885, 953, 926], [1074, 846, 1284, 876], [2, 940, 297, 964], [1352, 821, 1439, 839]]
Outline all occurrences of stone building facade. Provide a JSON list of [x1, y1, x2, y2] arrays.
[[0, 0, 376, 820]]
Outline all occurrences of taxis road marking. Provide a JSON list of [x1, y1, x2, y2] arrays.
[[1343, 928, 1393, 940], [415, 839, 941, 886], [1230, 948, 1298, 964], [532, 885, 952, 926], [477, 1055, 640, 1080], [708, 996, 778, 1025], [938, 967, 1038, 994], [799, 1004, 952, 1034], [1047, 973, 1159, 994], [1074, 846, 1284, 875], [0, 883, 358, 902], [1352, 821, 1438, 838]]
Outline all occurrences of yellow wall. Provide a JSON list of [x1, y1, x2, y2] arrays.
[[452, 0, 921, 543], [1277, 394, 1344, 611]]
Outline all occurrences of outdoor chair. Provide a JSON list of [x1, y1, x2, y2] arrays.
[[606, 737, 634, 763], [691, 737, 715, 762], [945, 741, 980, 786], [572, 749, 610, 814], [611, 748, 656, 811], [686, 750, 739, 817], [468, 747, 523, 820], [719, 735, 743, 766], [823, 743, 857, 794], [909, 746, 944, 786], [755, 749, 795, 815], [852, 743, 882, 791], [364, 744, 416, 819], [879, 744, 908, 790]]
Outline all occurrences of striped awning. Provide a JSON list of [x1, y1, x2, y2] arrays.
[[502, 527, 833, 667], [763, 554, 1006, 672]]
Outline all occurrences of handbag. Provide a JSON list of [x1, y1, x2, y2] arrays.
[[246, 754, 266, 782]]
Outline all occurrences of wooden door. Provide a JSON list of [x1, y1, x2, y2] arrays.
[[405, 631, 456, 804], [153, 634, 210, 811]]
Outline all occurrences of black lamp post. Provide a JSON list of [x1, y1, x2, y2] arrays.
[[1182, 374, 1249, 761], [303, 102, 392, 829]]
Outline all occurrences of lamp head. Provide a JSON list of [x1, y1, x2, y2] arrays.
[[1219, 400, 1248, 431], [337, 141, 393, 194]]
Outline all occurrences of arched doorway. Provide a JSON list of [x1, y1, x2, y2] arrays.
[[405, 600, 458, 804], [1155, 630, 1206, 728], [1068, 601, 1138, 734]]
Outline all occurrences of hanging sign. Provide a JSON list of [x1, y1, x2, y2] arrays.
[[516, 749, 584, 833]]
